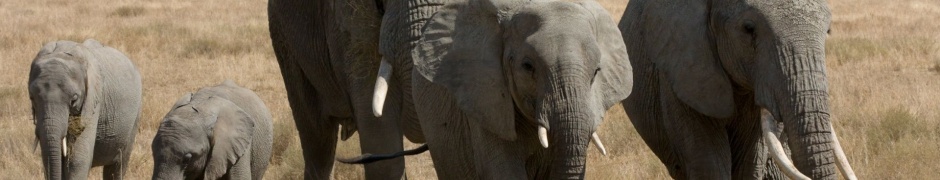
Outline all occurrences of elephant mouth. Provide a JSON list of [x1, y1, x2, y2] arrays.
[[760, 110, 857, 180], [66, 115, 84, 158]]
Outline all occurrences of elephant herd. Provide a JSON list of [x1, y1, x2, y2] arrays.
[[26, 0, 860, 179]]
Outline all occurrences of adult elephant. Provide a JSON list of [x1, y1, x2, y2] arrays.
[[409, 0, 632, 178], [28, 39, 142, 179], [619, 0, 856, 179], [267, 0, 447, 179]]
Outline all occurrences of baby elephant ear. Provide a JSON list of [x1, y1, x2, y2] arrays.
[[203, 98, 255, 179], [413, 4, 518, 141], [172, 93, 194, 109], [577, 1, 633, 112]]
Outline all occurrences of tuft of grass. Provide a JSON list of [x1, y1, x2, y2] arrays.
[[827, 37, 889, 65], [110, 6, 145, 17], [865, 106, 933, 155], [270, 119, 295, 165], [182, 38, 251, 58]]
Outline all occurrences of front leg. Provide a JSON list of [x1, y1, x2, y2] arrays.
[[468, 120, 528, 179], [660, 80, 732, 179], [67, 114, 98, 180], [227, 156, 253, 180]]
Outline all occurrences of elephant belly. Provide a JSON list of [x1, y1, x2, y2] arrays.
[[91, 107, 139, 166]]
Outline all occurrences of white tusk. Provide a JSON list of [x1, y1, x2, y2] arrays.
[[538, 126, 549, 148], [762, 114, 810, 180], [591, 132, 608, 156], [61, 137, 68, 158], [830, 121, 858, 180], [372, 59, 392, 117]]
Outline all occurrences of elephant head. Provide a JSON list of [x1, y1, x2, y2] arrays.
[[413, 0, 632, 177], [28, 40, 101, 180], [152, 94, 255, 180], [621, 0, 854, 179]]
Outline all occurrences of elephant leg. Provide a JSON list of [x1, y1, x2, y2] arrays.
[[413, 74, 478, 179], [277, 52, 338, 179], [102, 145, 132, 180], [68, 119, 98, 180], [623, 64, 685, 178], [728, 100, 766, 180], [660, 77, 732, 179], [357, 75, 405, 179], [287, 81, 338, 180], [228, 156, 253, 180]]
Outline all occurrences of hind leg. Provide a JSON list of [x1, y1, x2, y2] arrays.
[[103, 146, 132, 180]]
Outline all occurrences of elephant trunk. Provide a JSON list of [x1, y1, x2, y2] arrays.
[[35, 106, 69, 180], [540, 72, 594, 179], [771, 37, 839, 179], [547, 110, 592, 179]]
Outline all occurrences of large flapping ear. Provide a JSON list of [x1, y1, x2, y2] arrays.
[[412, 1, 522, 141], [576, 1, 633, 116], [202, 97, 255, 179], [623, 0, 734, 118], [73, 41, 102, 127]]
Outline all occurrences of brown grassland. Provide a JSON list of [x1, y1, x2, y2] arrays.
[[1, 0, 938, 179]]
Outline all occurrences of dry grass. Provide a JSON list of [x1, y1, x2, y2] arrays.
[[0, 0, 937, 179]]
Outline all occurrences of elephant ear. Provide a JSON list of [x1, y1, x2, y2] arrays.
[[631, 0, 734, 118], [172, 93, 194, 109], [413, 3, 518, 141], [203, 97, 255, 179], [577, 1, 633, 113], [74, 42, 102, 128]]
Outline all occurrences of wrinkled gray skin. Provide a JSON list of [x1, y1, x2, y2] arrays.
[[411, 0, 632, 178], [151, 80, 273, 180], [28, 39, 142, 180], [267, 0, 449, 179], [620, 0, 838, 179]]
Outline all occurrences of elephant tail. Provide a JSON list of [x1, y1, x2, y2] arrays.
[[336, 144, 428, 164]]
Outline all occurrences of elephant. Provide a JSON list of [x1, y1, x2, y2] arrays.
[[151, 80, 273, 180], [266, 0, 450, 178], [28, 39, 142, 180], [406, 0, 633, 178], [618, 0, 857, 179]]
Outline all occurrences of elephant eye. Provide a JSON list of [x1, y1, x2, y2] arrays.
[[742, 22, 755, 34], [522, 61, 534, 72], [183, 153, 193, 162]]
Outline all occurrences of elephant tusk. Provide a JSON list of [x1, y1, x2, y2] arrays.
[[33, 138, 40, 153], [830, 121, 858, 180], [538, 126, 549, 148], [372, 59, 393, 117], [761, 114, 810, 180], [591, 132, 608, 156], [61, 137, 68, 158]]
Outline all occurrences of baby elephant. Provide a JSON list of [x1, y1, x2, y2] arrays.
[[29, 39, 142, 179], [152, 80, 273, 180]]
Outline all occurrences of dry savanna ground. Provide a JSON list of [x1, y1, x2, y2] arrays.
[[1, 0, 937, 179]]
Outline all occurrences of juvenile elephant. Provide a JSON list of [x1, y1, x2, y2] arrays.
[[619, 0, 856, 179], [408, 0, 632, 178], [28, 39, 142, 179], [151, 80, 273, 180], [267, 0, 450, 178]]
